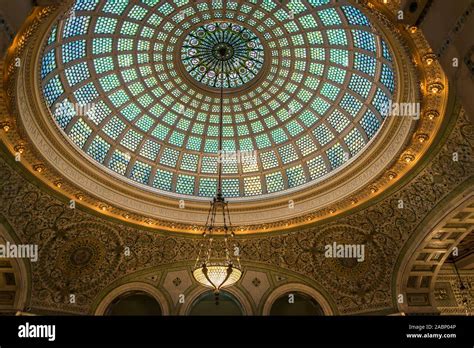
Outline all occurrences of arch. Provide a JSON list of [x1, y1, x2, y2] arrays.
[[396, 189, 474, 314], [94, 282, 170, 315], [262, 283, 334, 316], [188, 291, 243, 316], [269, 292, 324, 316], [105, 291, 162, 316], [179, 286, 253, 316], [0, 223, 30, 313]]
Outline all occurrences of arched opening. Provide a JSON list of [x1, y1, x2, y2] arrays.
[[270, 292, 324, 316], [0, 259, 18, 313], [0, 225, 29, 314], [396, 192, 474, 315], [105, 291, 162, 316], [189, 291, 243, 316]]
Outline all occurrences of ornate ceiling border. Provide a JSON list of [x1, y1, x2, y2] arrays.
[[0, 1, 448, 234]]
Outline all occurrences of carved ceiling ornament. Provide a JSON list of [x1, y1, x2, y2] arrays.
[[0, 1, 449, 234]]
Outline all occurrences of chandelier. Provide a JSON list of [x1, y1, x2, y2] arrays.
[[192, 191, 242, 294], [192, 71, 242, 296]]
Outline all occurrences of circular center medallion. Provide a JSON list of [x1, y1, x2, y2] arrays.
[[181, 22, 265, 89], [213, 42, 234, 61], [70, 246, 94, 266]]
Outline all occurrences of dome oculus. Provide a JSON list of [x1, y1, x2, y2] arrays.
[[40, 0, 396, 200], [181, 22, 265, 89]]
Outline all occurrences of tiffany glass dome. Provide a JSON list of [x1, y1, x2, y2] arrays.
[[40, 0, 396, 200]]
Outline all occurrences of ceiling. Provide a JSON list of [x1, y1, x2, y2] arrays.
[[1, 0, 447, 232], [40, 0, 396, 200], [0, 0, 472, 317]]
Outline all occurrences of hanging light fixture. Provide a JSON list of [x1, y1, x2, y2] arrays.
[[192, 187, 242, 294], [192, 63, 242, 296]]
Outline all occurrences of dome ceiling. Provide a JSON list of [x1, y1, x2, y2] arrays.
[[40, 0, 396, 200]]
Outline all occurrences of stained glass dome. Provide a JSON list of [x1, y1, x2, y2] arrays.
[[40, 0, 396, 200]]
